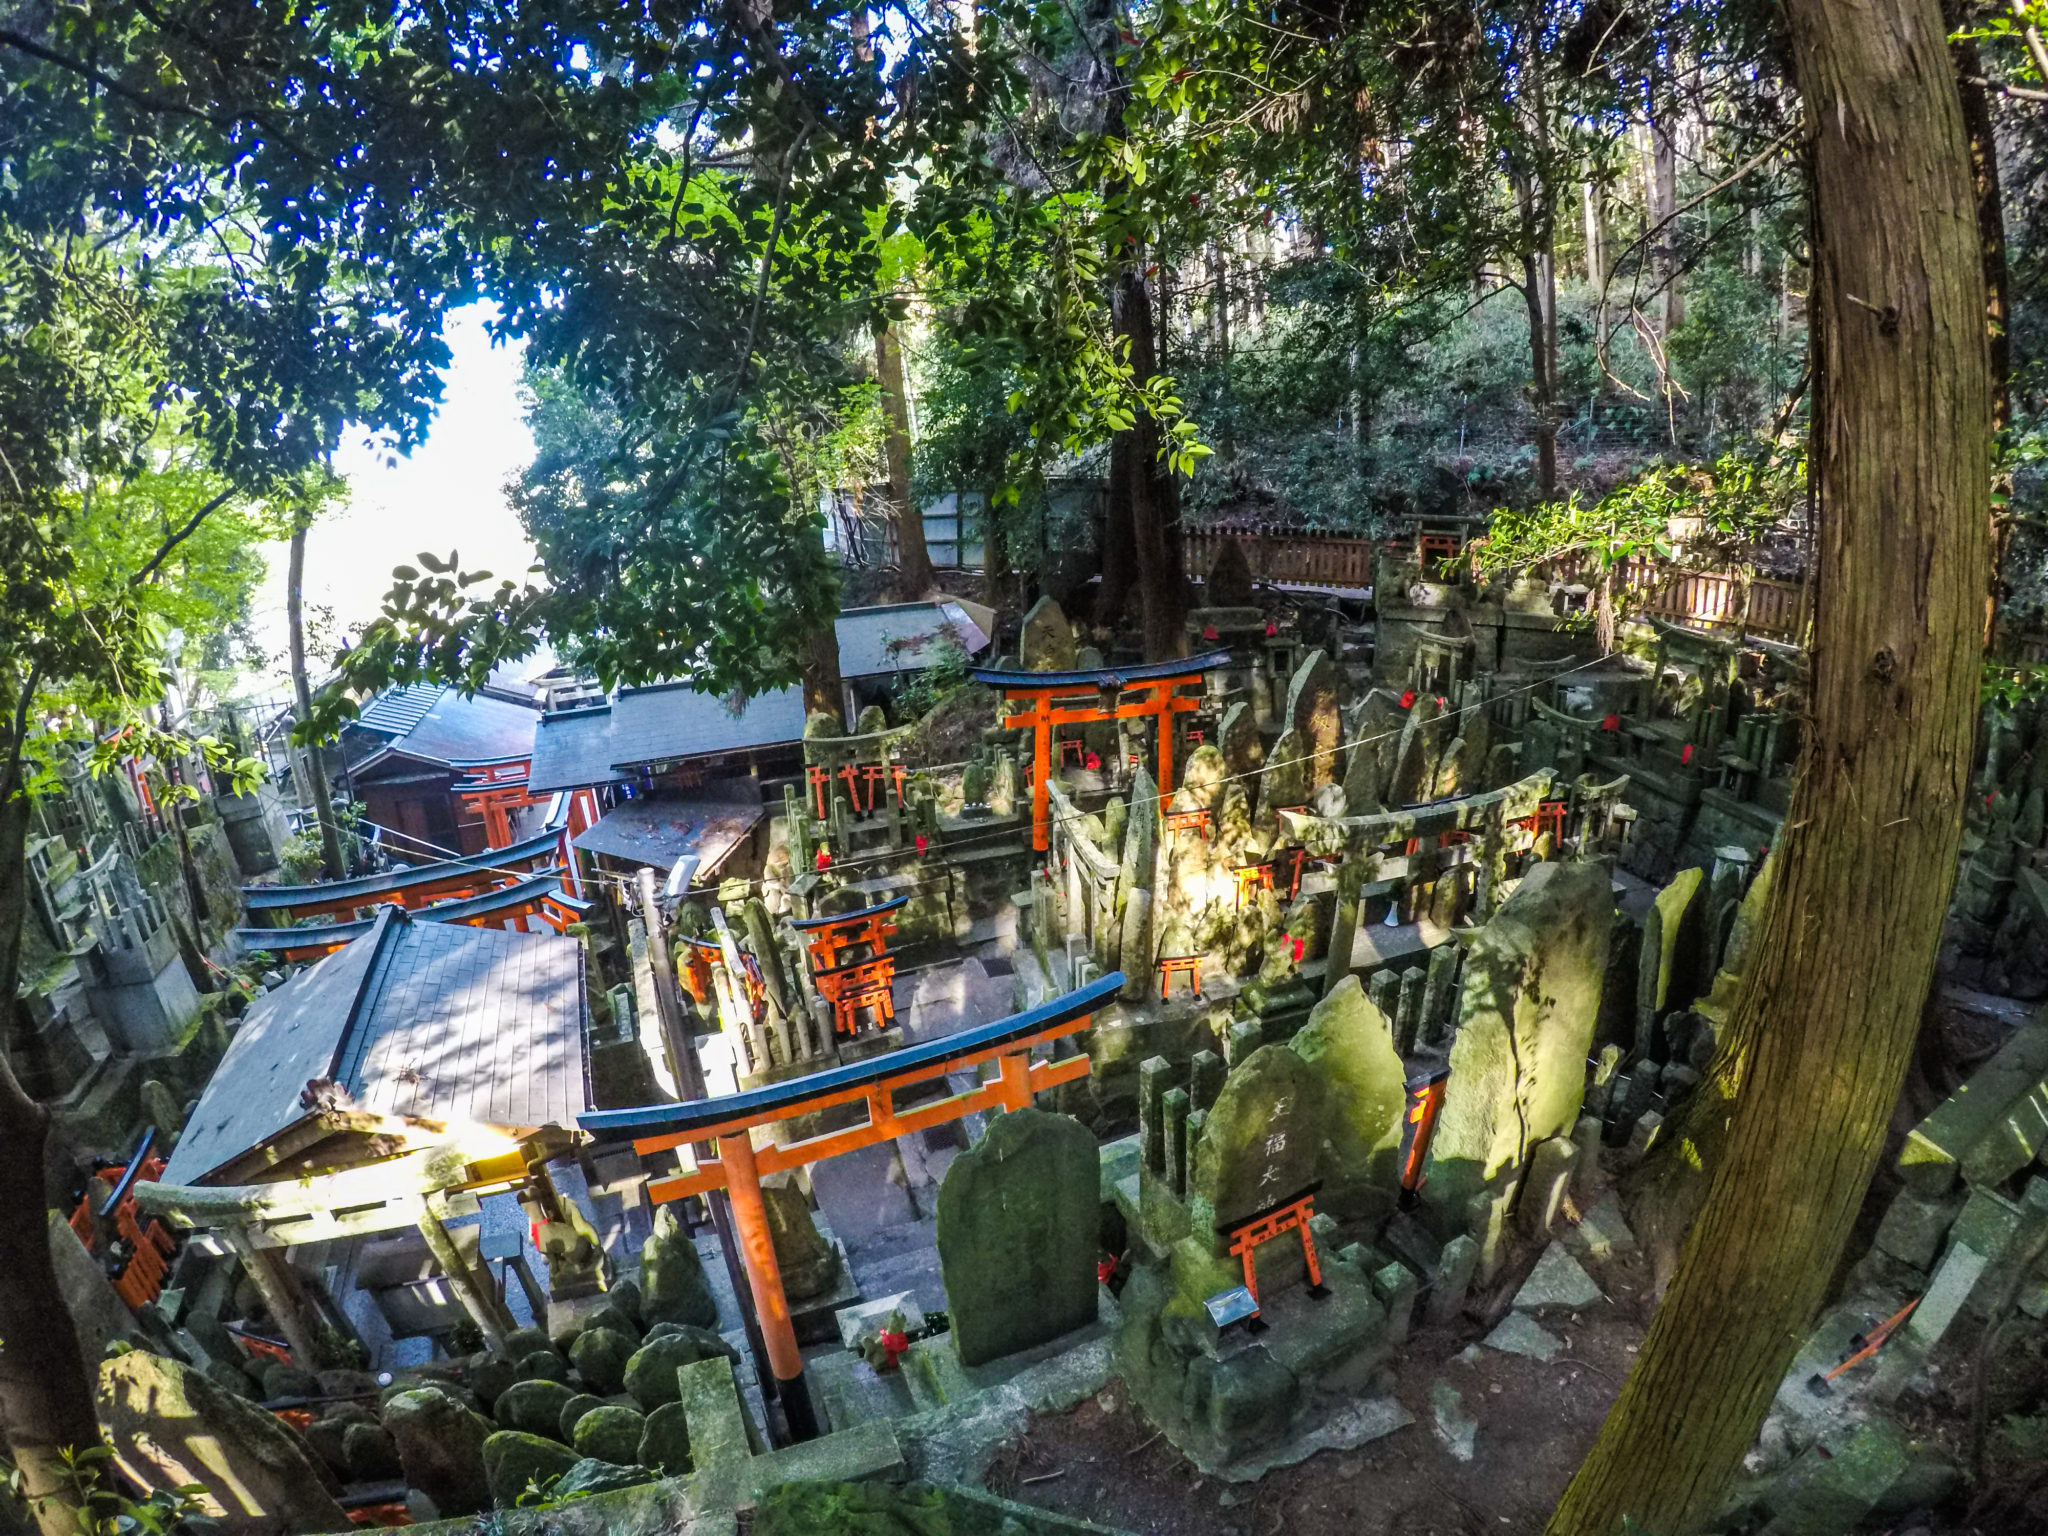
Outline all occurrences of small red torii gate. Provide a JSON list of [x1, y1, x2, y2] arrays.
[[579, 973, 1120, 1442], [969, 650, 1232, 851]]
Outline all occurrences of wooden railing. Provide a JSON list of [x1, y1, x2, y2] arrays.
[[1186, 529, 1808, 642], [1183, 530, 1380, 589]]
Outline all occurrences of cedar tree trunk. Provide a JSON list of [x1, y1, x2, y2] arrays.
[[1547, 0, 1992, 1530], [1114, 268, 1189, 661], [286, 517, 346, 882], [875, 323, 934, 596], [0, 786, 102, 1534]]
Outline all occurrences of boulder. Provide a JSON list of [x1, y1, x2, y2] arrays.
[[636, 1401, 692, 1475], [1021, 596, 1078, 671], [576, 1302, 642, 1344], [468, 1354, 517, 1409], [302, 1419, 354, 1482], [558, 1393, 604, 1442], [384, 1387, 494, 1516], [514, 1349, 571, 1384], [762, 1180, 841, 1301], [98, 1351, 349, 1534], [260, 1362, 320, 1402], [315, 1368, 380, 1400], [553, 1459, 658, 1498], [639, 1205, 720, 1331], [935, 1106, 1099, 1368], [494, 1378, 577, 1439], [342, 1422, 404, 1482], [570, 1404, 646, 1465], [482, 1431, 579, 1508], [568, 1327, 637, 1396], [606, 1278, 645, 1327], [505, 1325, 553, 1360], [623, 1328, 740, 1411]]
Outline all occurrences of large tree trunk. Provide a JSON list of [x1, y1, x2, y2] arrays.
[[1114, 267, 1189, 661], [1547, 0, 1992, 1529], [0, 790, 102, 1536], [1522, 245, 1560, 502], [1649, 104, 1684, 334], [799, 620, 844, 725], [874, 323, 934, 596], [1951, 35, 2012, 652], [286, 517, 346, 882]]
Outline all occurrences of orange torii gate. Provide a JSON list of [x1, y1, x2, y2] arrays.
[[452, 756, 550, 849], [969, 651, 1232, 851], [579, 972, 1121, 1442]]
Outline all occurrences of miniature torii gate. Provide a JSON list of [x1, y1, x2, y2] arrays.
[[580, 972, 1121, 1441], [969, 651, 1233, 851], [452, 755, 550, 849]]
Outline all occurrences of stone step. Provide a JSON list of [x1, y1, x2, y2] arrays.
[[900, 1333, 972, 1411]]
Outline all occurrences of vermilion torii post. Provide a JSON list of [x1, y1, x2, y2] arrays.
[[969, 652, 1232, 852]]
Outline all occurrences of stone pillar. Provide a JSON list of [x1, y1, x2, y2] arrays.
[[1396, 966, 1426, 1054], [225, 1232, 329, 1369], [1162, 1088, 1191, 1200], [1421, 943, 1461, 1048], [1138, 1056, 1172, 1176], [1189, 1049, 1224, 1113], [417, 1197, 514, 1354]]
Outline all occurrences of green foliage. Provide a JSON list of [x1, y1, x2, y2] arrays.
[[1476, 447, 1800, 588], [5, 1444, 205, 1536]]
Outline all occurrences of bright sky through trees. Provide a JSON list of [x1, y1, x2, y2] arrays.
[[247, 305, 537, 693]]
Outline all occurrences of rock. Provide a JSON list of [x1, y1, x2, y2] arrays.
[[607, 1277, 644, 1326], [515, 1349, 571, 1384], [1424, 1235, 1480, 1326], [1430, 1381, 1477, 1463], [505, 1325, 553, 1360], [761, 1178, 842, 1301], [1898, 1020, 2048, 1195], [636, 1400, 693, 1475], [342, 1422, 404, 1482], [1514, 1243, 1604, 1311], [623, 1328, 740, 1411], [553, 1459, 658, 1498], [558, 1393, 604, 1441], [1561, 1190, 1638, 1263], [315, 1368, 380, 1400], [98, 1350, 349, 1533], [1021, 596, 1078, 671], [383, 1387, 494, 1516], [568, 1327, 637, 1396], [1284, 652, 1345, 788], [482, 1430, 580, 1508], [1483, 1313, 1565, 1362], [935, 1105, 1100, 1368], [1206, 540, 1257, 607], [1188, 1044, 1326, 1234], [1283, 976, 1406, 1225], [639, 1204, 720, 1331], [1219, 701, 1265, 782], [1206, 1345, 1301, 1451], [676, 1357, 754, 1469], [575, 1302, 641, 1344], [570, 1404, 647, 1465], [303, 1418, 354, 1481], [1873, 1187, 1965, 1271], [1424, 861, 1612, 1224], [260, 1361, 320, 1402], [493, 1378, 577, 1440], [468, 1354, 517, 1409]]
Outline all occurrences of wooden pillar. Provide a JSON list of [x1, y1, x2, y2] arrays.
[[1153, 688, 1175, 801], [1026, 694, 1053, 851], [418, 1194, 514, 1353], [720, 1129, 819, 1439], [225, 1231, 326, 1369]]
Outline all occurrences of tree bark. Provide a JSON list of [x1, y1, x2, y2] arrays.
[[874, 323, 934, 596], [286, 516, 346, 882], [799, 620, 843, 724], [1522, 245, 1560, 503], [1951, 35, 2013, 651], [1547, 0, 1992, 1529], [1114, 267, 1189, 661], [1649, 104, 1685, 334], [0, 791, 102, 1536]]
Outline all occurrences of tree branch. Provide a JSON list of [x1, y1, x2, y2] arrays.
[[128, 487, 235, 587], [1, 663, 45, 812]]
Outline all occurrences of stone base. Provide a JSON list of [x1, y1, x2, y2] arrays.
[[1113, 1251, 1393, 1475]]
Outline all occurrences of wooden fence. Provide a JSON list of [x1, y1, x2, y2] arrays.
[[1186, 529, 1810, 643], [1182, 530, 1379, 590]]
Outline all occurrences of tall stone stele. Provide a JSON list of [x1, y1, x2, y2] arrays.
[[1020, 596, 1078, 672], [1421, 860, 1613, 1240], [935, 1106, 1099, 1366]]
